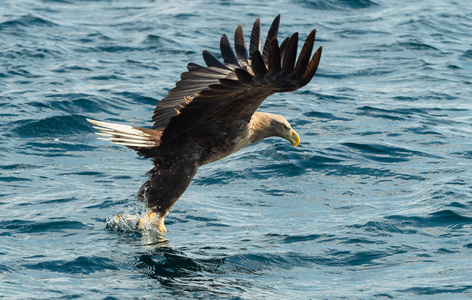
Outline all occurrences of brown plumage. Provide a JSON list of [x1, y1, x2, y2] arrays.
[[88, 15, 322, 233]]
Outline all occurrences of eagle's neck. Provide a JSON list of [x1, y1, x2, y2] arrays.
[[248, 111, 277, 144], [202, 112, 277, 165]]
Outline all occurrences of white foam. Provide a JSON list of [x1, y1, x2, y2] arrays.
[[106, 212, 161, 233]]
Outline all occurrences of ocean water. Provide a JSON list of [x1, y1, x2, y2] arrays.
[[1, 0, 471, 298]]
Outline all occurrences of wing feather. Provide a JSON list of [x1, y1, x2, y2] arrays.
[[279, 36, 290, 62], [187, 62, 205, 71], [219, 78, 250, 88], [251, 50, 268, 80], [249, 18, 261, 58], [203, 50, 230, 69], [282, 32, 298, 74], [234, 68, 256, 84], [294, 29, 316, 77], [262, 14, 280, 65], [234, 25, 248, 63], [301, 46, 323, 86], [220, 34, 240, 67], [151, 16, 322, 142], [267, 38, 281, 74]]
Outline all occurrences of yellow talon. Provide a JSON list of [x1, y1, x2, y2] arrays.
[[148, 212, 166, 233], [157, 217, 167, 234], [135, 211, 166, 233]]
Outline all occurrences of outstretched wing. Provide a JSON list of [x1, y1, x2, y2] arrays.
[[152, 15, 322, 143]]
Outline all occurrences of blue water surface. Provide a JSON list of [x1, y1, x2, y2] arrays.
[[1, 0, 472, 298]]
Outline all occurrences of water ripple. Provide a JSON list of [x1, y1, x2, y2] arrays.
[[23, 256, 119, 275], [10, 115, 90, 137], [292, 0, 378, 10], [1, 219, 88, 233]]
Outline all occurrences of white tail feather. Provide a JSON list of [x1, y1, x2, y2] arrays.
[[87, 119, 160, 148]]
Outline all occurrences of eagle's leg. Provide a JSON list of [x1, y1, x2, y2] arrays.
[[137, 161, 199, 233]]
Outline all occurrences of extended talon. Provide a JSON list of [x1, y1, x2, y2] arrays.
[[157, 217, 167, 234], [135, 211, 155, 229], [135, 212, 166, 233], [149, 212, 167, 233]]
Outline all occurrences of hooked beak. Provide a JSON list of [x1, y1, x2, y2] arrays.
[[282, 128, 300, 147]]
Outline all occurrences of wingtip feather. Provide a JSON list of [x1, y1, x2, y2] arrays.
[[249, 17, 261, 57], [281, 32, 299, 74], [300, 46, 322, 86], [262, 15, 281, 64], [234, 24, 248, 62], [294, 29, 316, 77]]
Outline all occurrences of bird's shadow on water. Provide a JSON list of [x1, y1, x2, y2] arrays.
[[104, 206, 248, 295], [126, 232, 242, 297]]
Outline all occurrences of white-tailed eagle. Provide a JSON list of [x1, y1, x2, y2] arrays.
[[88, 15, 322, 233]]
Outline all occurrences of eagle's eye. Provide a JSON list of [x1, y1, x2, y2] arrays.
[[282, 125, 288, 130]]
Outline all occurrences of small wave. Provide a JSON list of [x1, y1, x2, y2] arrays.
[[342, 142, 430, 163], [0, 264, 10, 272], [351, 66, 394, 77], [141, 34, 179, 47], [351, 220, 416, 235], [134, 248, 206, 278], [29, 94, 117, 115], [445, 201, 468, 209], [52, 65, 93, 73], [22, 256, 119, 275], [396, 40, 440, 52], [0, 176, 31, 183], [399, 285, 472, 296], [257, 161, 306, 178], [264, 233, 339, 244], [40, 0, 74, 3], [224, 247, 405, 270], [36, 197, 76, 205], [0, 219, 88, 233], [356, 106, 419, 121], [2, 46, 64, 60], [0, 14, 57, 29], [302, 110, 351, 122], [404, 125, 442, 137], [353, 209, 472, 237], [16, 140, 95, 157], [10, 115, 91, 138], [82, 44, 138, 54], [2, 66, 40, 79], [282, 233, 328, 243], [112, 91, 159, 106], [0, 163, 38, 171], [336, 29, 389, 37], [460, 49, 472, 59], [325, 162, 426, 181], [387, 210, 472, 229], [254, 188, 298, 197], [292, 0, 377, 10], [193, 169, 246, 185], [87, 74, 124, 81]]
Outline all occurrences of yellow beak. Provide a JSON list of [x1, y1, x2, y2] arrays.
[[282, 129, 300, 147]]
